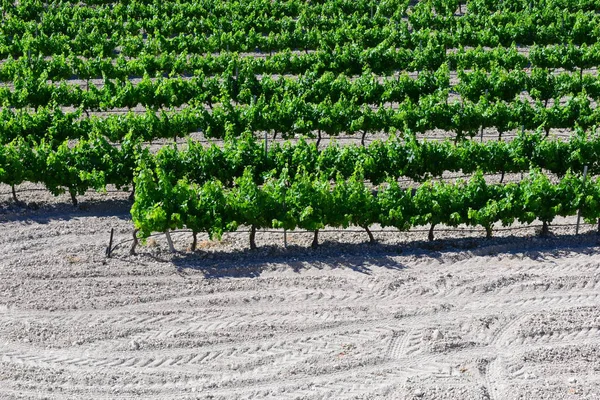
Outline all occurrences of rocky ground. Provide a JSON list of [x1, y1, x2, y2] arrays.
[[1, 184, 600, 399]]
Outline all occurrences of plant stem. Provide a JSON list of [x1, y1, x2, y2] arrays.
[[311, 230, 319, 248], [165, 229, 175, 252], [250, 225, 257, 250], [69, 190, 78, 206], [11, 184, 18, 203], [364, 226, 375, 244], [428, 224, 435, 242], [129, 183, 136, 202], [541, 221, 549, 236], [130, 229, 139, 255], [191, 231, 197, 252]]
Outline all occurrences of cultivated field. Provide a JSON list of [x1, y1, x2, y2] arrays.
[[3, 0, 600, 398]]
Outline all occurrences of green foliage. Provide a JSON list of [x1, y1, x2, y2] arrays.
[[284, 168, 332, 232], [378, 179, 413, 232], [130, 166, 599, 245], [331, 168, 380, 231], [0, 137, 38, 187], [131, 165, 186, 239], [183, 179, 236, 241], [464, 172, 519, 237], [229, 167, 279, 230], [518, 169, 582, 226]]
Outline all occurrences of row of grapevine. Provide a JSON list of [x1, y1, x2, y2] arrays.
[[146, 130, 600, 185], [0, 134, 141, 205], [6, 0, 596, 26], [4, 129, 600, 205], [131, 166, 598, 250], [4, 43, 598, 82], [4, 66, 600, 110], [3, 0, 407, 29], [0, 68, 448, 109], [2, 93, 597, 144], [465, 0, 600, 13], [2, 3, 599, 59], [409, 6, 600, 47]]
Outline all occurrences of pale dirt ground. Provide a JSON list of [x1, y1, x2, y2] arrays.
[[1, 185, 600, 399]]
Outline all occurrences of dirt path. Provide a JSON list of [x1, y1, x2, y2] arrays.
[[1, 190, 600, 399]]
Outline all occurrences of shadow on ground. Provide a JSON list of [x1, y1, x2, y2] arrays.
[[169, 241, 407, 279], [0, 198, 132, 223], [156, 231, 600, 279]]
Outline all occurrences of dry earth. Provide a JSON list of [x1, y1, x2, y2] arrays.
[[1, 186, 600, 399]]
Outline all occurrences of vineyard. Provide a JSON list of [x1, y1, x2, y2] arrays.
[[2, 0, 600, 249], [3, 0, 600, 399]]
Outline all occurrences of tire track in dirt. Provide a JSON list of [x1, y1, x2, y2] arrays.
[[2, 208, 600, 398], [484, 314, 530, 400], [2, 289, 599, 374], [3, 302, 598, 397], [3, 271, 600, 333]]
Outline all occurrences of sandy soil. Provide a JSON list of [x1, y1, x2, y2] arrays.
[[1, 187, 600, 399]]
